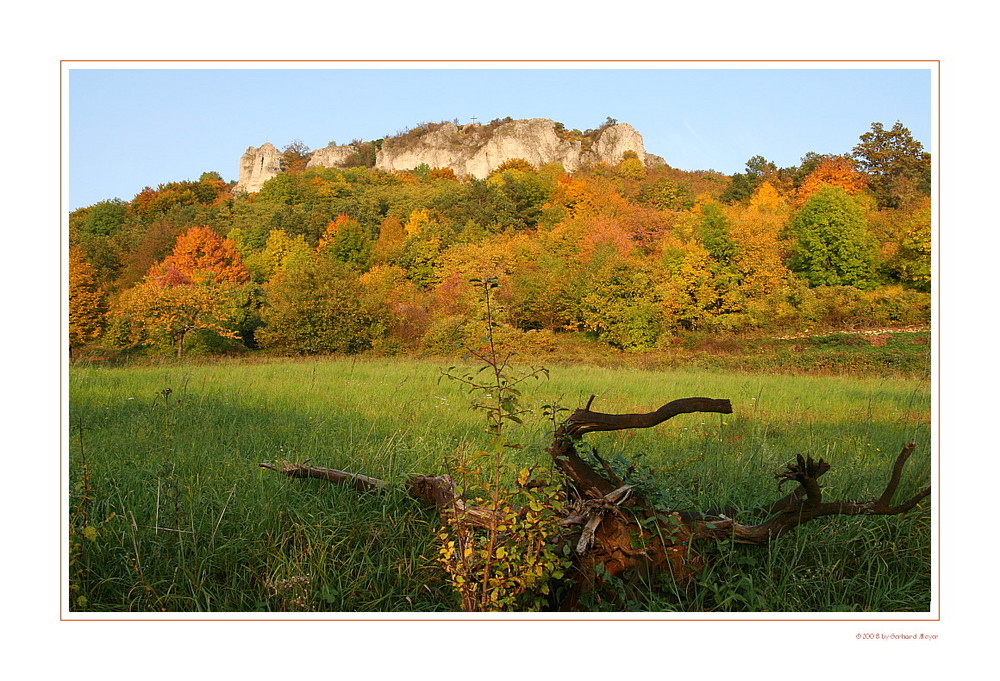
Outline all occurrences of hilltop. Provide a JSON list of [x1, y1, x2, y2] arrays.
[[235, 118, 664, 193]]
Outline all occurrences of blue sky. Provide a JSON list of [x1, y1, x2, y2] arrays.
[[68, 66, 932, 210]]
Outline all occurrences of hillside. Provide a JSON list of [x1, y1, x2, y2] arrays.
[[68, 118, 931, 365]]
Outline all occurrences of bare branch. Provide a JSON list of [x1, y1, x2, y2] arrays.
[[564, 397, 733, 437], [548, 396, 733, 496], [691, 445, 931, 545], [258, 461, 386, 492]]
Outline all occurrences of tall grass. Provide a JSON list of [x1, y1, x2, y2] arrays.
[[68, 357, 931, 613]]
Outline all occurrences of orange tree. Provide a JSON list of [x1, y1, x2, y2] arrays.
[[795, 155, 868, 206], [150, 225, 250, 285], [68, 246, 106, 353], [109, 226, 253, 357]]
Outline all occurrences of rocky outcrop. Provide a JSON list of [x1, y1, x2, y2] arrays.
[[234, 119, 656, 193], [307, 143, 359, 170], [375, 119, 648, 178], [234, 143, 283, 194]]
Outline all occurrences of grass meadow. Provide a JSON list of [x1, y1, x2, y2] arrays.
[[68, 356, 932, 613]]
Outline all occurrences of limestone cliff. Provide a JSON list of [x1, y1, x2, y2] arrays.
[[234, 143, 283, 194], [306, 143, 359, 170], [376, 119, 650, 177], [235, 119, 658, 193]]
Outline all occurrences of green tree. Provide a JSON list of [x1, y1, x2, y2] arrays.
[[258, 258, 387, 354], [786, 186, 879, 289], [77, 199, 129, 237], [720, 156, 777, 204], [575, 246, 663, 349], [636, 177, 694, 210], [695, 201, 736, 264], [70, 199, 134, 286], [852, 121, 931, 209], [255, 172, 317, 206], [317, 215, 373, 269], [486, 165, 554, 231]]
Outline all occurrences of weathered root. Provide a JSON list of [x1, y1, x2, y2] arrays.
[[259, 396, 930, 609]]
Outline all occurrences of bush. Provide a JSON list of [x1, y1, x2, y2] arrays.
[[807, 285, 930, 329], [257, 259, 389, 354]]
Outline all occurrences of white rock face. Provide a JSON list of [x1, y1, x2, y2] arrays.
[[585, 123, 646, 167], [375, 119, 648, 178], [233, 119, 655, 192], [307, 144, 359, 169], [234, 143, 283, 194]]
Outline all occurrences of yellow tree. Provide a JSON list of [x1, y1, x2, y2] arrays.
[[873, 197, 931, 292], [615, 151, 646, 180], [725, 182, 792, 298], [373, 215, 406, 264], [111, 227, 251, 357], [244, 230, 313, 283], [403, 208, 433, 238], [113, 281, 245, 358], [659, 236, 743, 331]]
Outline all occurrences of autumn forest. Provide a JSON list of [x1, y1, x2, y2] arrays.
[[68, 120, 931, 361]]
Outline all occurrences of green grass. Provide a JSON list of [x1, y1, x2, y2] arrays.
[[68, 356, 931, 613]]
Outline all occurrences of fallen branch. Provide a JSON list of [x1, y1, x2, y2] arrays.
[[257, 462, 498, 529], [548, 396, 733, 497], [258, 461, 386, 492]]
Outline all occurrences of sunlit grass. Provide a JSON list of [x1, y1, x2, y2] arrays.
[[68, 357, 931, 613]]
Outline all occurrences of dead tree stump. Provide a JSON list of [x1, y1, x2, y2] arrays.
[[260, 395, 930, 610]]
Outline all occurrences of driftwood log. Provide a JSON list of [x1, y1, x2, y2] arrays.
[[260, 395, 931, 608]]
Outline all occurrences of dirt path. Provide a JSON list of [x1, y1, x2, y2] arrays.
[[773, 325, 930, 340]]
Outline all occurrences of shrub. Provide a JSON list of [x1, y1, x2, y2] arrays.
[[257, 259, 389, 354]]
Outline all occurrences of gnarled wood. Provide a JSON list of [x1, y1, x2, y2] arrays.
[[258, 462, 498, 529], [260, 394, 930, 610], [685, 446, 932, 545], [548, 396, 733, 497], [564, 396, 733, 437]]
